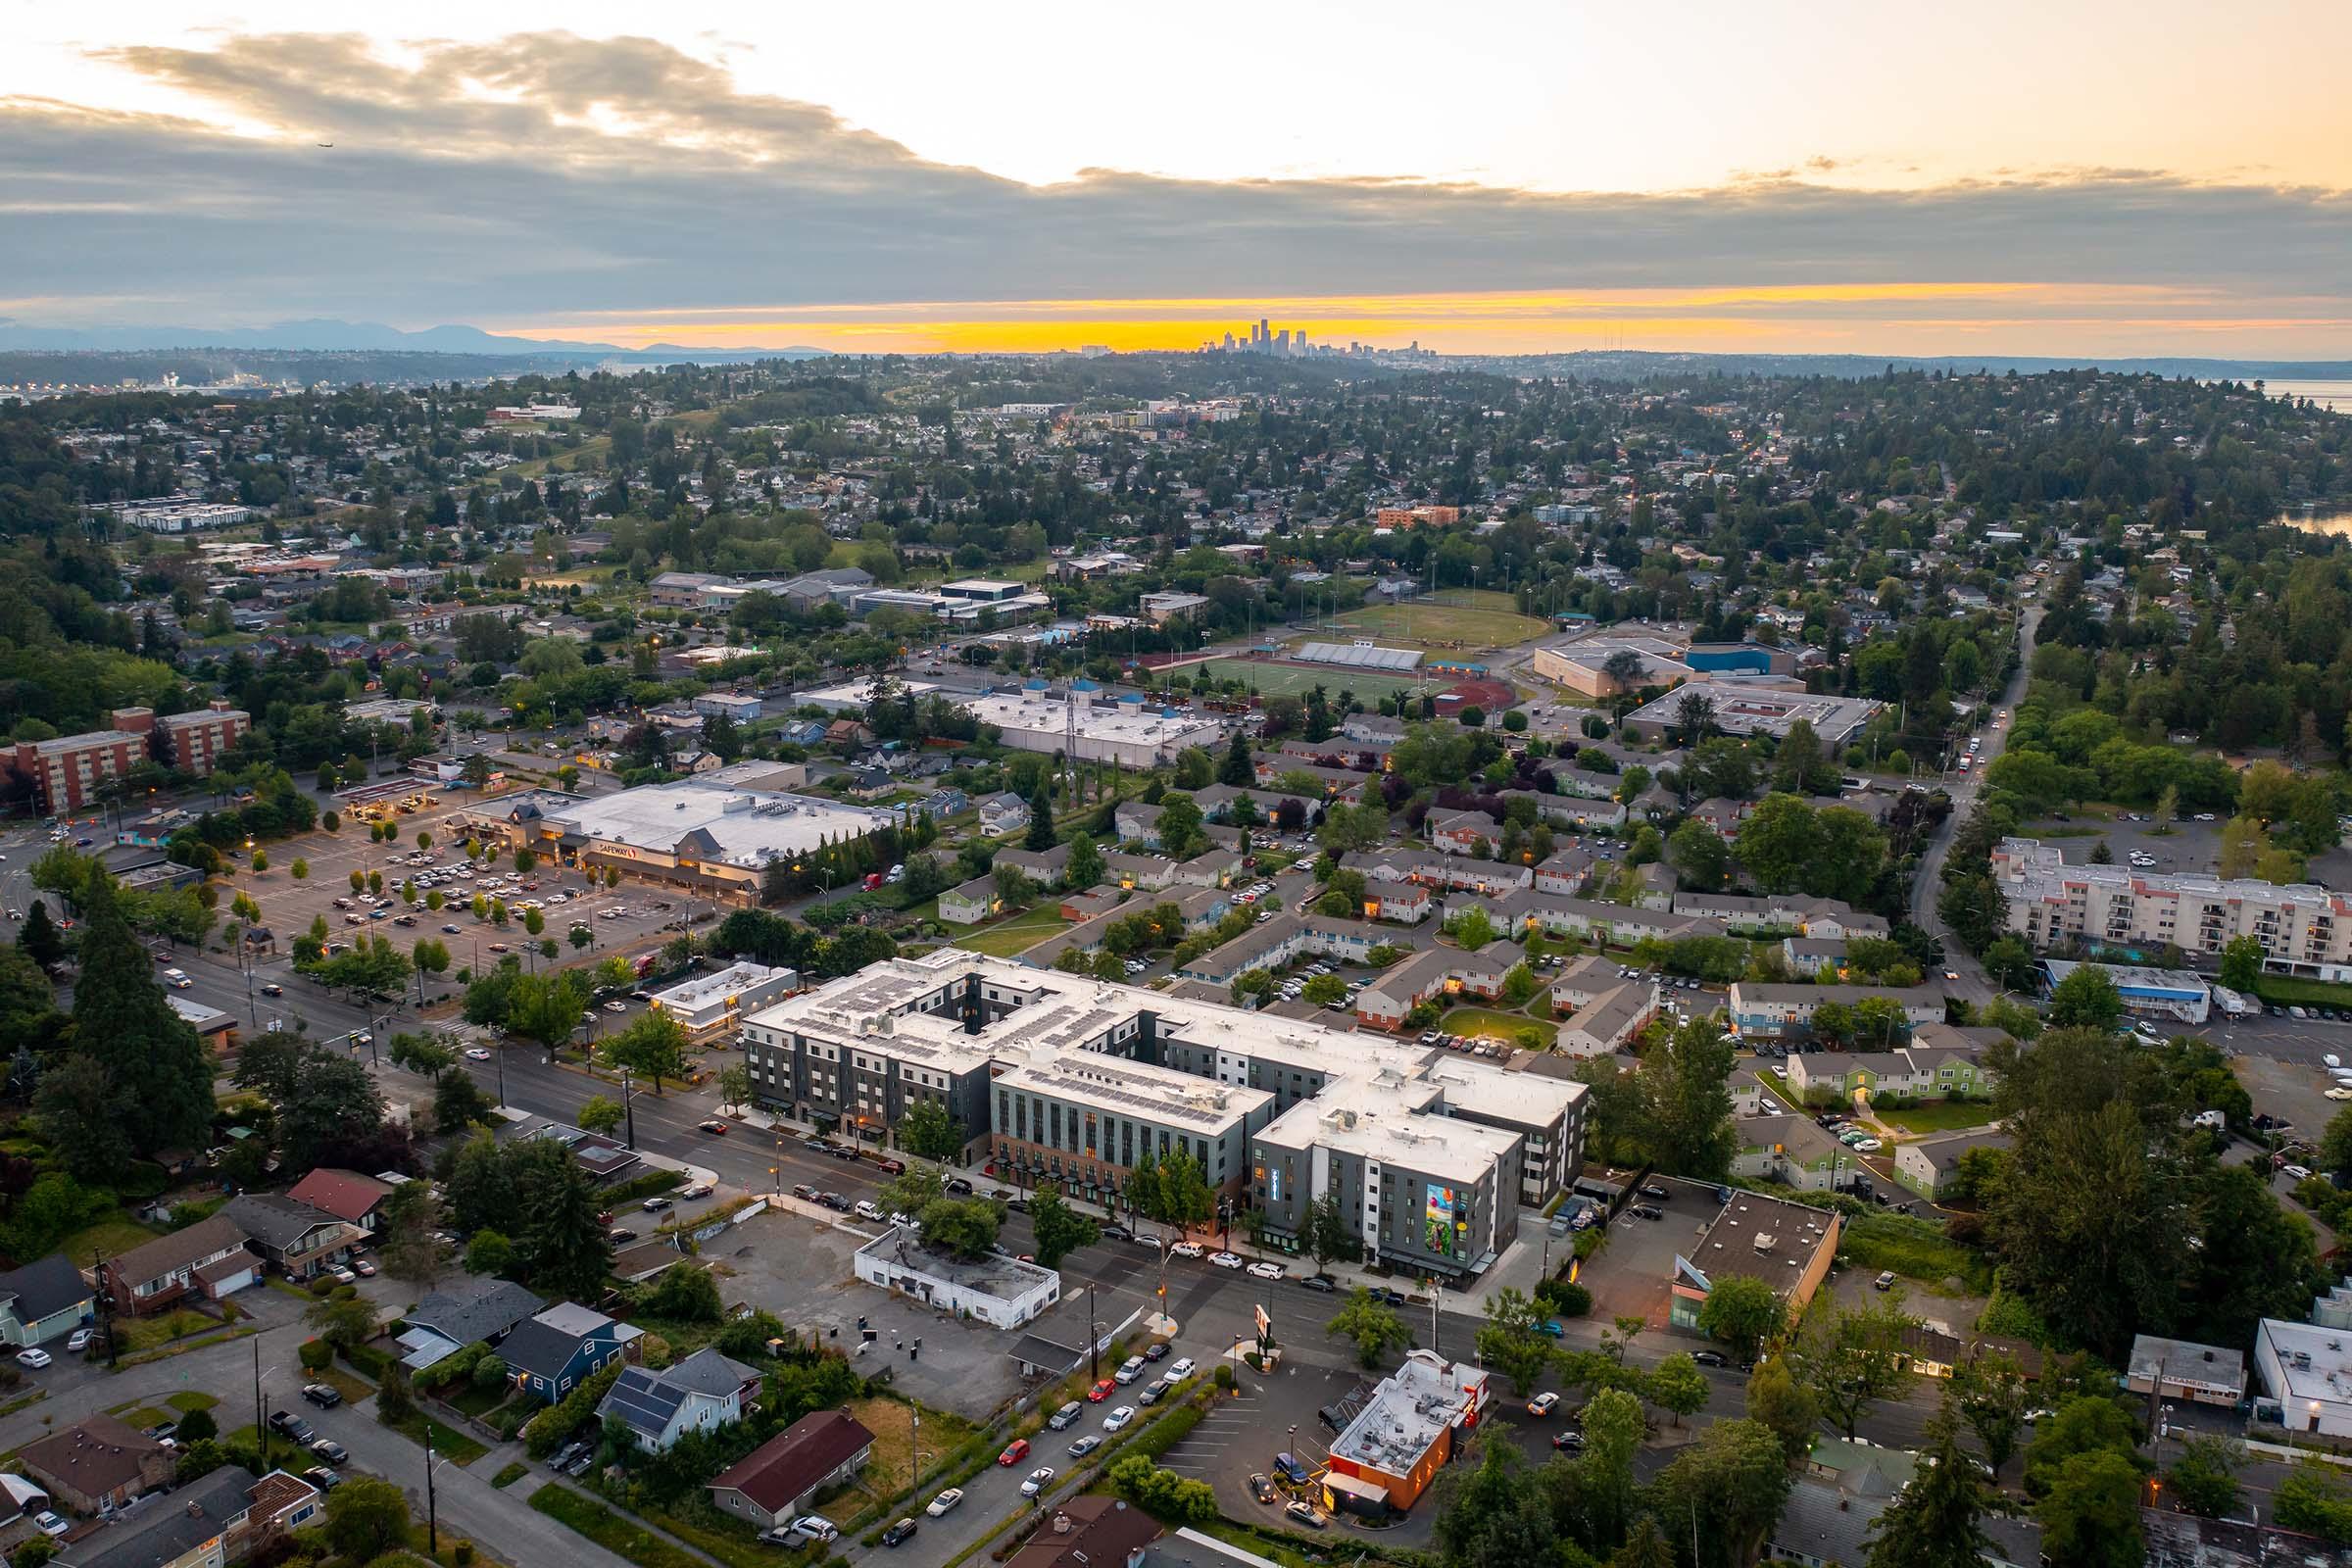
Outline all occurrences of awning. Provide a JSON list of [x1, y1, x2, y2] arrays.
[[1321, 1471, 1390, 1506]]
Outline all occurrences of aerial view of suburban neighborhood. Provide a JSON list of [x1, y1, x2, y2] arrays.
[[4, 15, 2352, 1568]]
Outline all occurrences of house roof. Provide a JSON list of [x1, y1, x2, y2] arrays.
[[21, 1415, 166, 1499], [0, 1254, 94, 1326], [709, 1409, 876, 1513], [106, 1213, 248, 1288], [1006, 1497, 1161, 1568], [221, 1194, 349, 1252], [283, 1168, 393, 1224], [600, 1348, 758, 1437], [55, 1466, 253, 1568], [408, 1278, 546, 1348], [498, 1318, 593, 1382], [243, 1469, 322, 1528]]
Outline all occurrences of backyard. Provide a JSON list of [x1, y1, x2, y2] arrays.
[[1873, 1098, 2002, 1135], [949, 903, 1067, 957], [1438, 1004, 1557, 1047]]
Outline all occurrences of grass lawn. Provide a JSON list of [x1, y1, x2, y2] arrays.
[[951, 903, 1067, 957], [1192, 657, 1432, 704], [384, 1406, 490, 1465], [112, 1308, 220, 1353], [530, 1486, 710, 1568], [1838, 1210, 1992, 1296], [1877, 1100, 2001, 1135], [2255, 974, 2352, 1009], [60, 1214, 163, 1262], [492, 1461, 529, 1489], [167, 1392, 220, 1414], [315, 1366, 375, 1406], [846, 1395, 978, 1494], [1439, 1005, 1557, 1046], [1328, 595, 1550, 652]]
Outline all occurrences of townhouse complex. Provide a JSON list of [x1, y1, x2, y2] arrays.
[[1991, 837, 2352, 977], [738, 949, 1587, 1280]]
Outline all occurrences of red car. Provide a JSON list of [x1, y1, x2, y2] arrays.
[[1086, 1379, 1116, 1402], [998, 1439, 1030, 1466], [698, 1120, 727, 1135]]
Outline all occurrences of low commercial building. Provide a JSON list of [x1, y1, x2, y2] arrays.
[[963, 691, 1223, 770], [533, 779, 901, 904], [2038, 959, 2211, 1025], [1620, 679, 1883, 749], [1669, 1191, 1841, 1335], [2129, 1334, 2247, 1409], [649, 961, 800, 1041], [2254, 1318, 2352, 1437], [1323, 1350, 1491, 1512], [854, 1226, 1061, 1329]]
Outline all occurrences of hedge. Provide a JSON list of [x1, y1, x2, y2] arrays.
[[525, 1359, 627, 1457], [601, 1168, 686, 1205]]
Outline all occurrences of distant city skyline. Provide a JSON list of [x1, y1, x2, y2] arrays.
[[3, 9, 2350, 356]]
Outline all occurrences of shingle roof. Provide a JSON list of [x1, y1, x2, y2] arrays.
[[56, 1467, 252, 1568], [0, 1254, 93, 1326], [106, 1213, 249, 1288], [221, 1194, 347, 1252], [408, 1278, 546, 1348], [709, 1409, 876, 1513], [284, 1168, 393, 1224], [498, 1319, 589, 1382]]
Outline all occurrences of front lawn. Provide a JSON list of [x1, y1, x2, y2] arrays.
[[381, 1405, 489, 1465], [529, 1486, 709, 1568], [1877, 1099, 2001, 1135], [950, 904, 1067, 957], [846, 1394, 977, 1494], [1439, 1005, 1557, 1047]]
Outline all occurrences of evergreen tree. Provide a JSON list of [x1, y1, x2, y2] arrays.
[[1219, 729, 1254, 787], [1865, 1406, 1990, 1568], [67, 867, 213, 1157], [17, 901, 64, 971], [1066, 833, 1105, 891], [1024, 785, 1055, 850], [524, 1154, 615, 1299]]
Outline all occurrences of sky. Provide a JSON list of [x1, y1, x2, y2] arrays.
[[4, 2, 2351, 358]]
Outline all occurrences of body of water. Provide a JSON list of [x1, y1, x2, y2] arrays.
[[2280, 503, 2352, 536], [2263, 378, 2352, 413]]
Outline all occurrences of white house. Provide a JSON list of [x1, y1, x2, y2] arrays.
[[597, 1348, 764, 1451]]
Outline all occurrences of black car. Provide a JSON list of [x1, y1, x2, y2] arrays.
[[1632, 1203, 1664, 1221], [944, 1177, 974, 1195], [1377, 1288, 1408, 1307], [311, 1438, 350, 1465], [1640, 1184, 1669, 1200], [1142, 1342, 1170, 1362], [260, 982, 284, 997], [1551, 1430, 1586, 1450], [304, 1467, 344, 1492], [300, 1384, 342, 1408], [1692, 1349, 1727, 1368], [832, 1146, 861, 1161], [1298, 1275, 1338, 1293], [1005, 1198, 1031, 1214], [1100, 1223, 1132, 1242], [881, 1519, 918, 1548], [606, 1227, 638, 1244]]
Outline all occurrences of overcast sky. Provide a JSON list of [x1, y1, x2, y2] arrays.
[[5, 6, 2350, 356]]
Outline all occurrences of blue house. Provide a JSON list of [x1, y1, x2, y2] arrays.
[[499, 1301, 641, 1401]]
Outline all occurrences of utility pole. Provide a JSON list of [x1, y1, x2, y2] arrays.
[[619, 1068, 637, 1149], [425, 1432, 439, 1553], [94, 1248, 117, 1369], [1088, 1282, 1100, 1381], [253, 1338, 268, 1470]]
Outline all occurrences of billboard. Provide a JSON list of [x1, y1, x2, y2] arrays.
[[1423, 1184, 1464, 1258]]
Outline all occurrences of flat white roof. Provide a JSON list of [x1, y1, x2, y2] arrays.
[[798, 677, 942, 707], [963, 692, 1222, 747], [652, 962, 794, 1012], [545, 781, 898, 869]]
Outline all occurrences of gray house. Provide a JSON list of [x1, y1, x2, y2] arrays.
[[0, 1255, 94, 1347]]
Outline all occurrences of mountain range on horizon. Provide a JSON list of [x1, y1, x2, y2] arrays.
[[0, 318, 827, 359]]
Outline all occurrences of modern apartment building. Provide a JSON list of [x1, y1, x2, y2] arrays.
[[737, 951, 1587, 1272], [1991, 837, 2352, 977]]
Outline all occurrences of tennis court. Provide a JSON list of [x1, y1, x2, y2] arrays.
[[1191, 657, 1434, 703]]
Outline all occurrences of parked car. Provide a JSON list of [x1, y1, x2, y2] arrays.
[[697, 1120, 728, 1135], [66, 1326, 94, 1352], [881, 1519, 918, 1548], [998, 1440, 1030, 1466], [1874, 1271, 1897, 1291], [1020, 1466, 1055, 1497], [311, 1438, 349, 1465], [15, 1348, 50, 1370], [1285, 1502, 1328, 1530], [926, 1489, 964, 1517], [1693, 1350, 1728, 1368], [301, 1384, 342, 1408], [1048, 1401, 1083, 1430], [1068, 1435, 1102, 1457], [269, 1411, 316, 1444], [303, 1468, 344, 1493], [1114, 1356, 1146, 1385], [1086, 1378, 1116, 1402], [641, 1196, 673, 1212], [1102, 1405, 1135, 1433]]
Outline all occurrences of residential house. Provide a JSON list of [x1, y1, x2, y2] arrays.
[[994, 842, 1074, 888], [1354, 945, 1512, 1030], [100, 1214, 256, 1316], [1725, 983, 1945, 1043], [499, 1301, 642, 1402], [1785, 1047, 1992, 1104], [977, 793, 1031, 837], [1533, 850, 1593, 898], [0, 1254, 95, 1347], [1501, 790, 1628, 831], [939, 877, 1000, 926], [1554, 982, 1657, 1059], [1005, 1497, 1163, 1568], [20, 1416, 176, 1513], [1733, 1114, 1857, 1193], [1780, 937, 1849, 978], [1426, 809, 1497, 856], [1892, 1129, 2011, 1199], [598, 1348, 763, 1451], [708, 1409, 876, 1530], [220, 1195, 362, 1282], [396, 1278, 547, 1371], [282, 1169, 396, 1234], [1359, 880, 1434, 924]]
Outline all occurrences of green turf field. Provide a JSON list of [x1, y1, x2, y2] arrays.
[[1191, 658, 1434, 702], [1306, 589, 1548, 654]]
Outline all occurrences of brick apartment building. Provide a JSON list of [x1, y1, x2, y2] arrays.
[[6, 701, 250, 811]]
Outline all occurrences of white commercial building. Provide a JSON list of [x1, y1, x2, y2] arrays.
[[649, 962, 802, 1042], [1993, 837, 2352, 976], [535, 780, 900, 901], [961, 691, 1224, 770], [1620, 678, 1883, 748], [2255, 1318, 2352, 1438], [853, 1226, 1060, 1329]]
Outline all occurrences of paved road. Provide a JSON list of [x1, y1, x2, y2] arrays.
[[1911, 604, 2040, 1006]]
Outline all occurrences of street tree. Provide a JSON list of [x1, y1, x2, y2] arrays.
[[1696, 1273, 1786, 1363], [1646, 1351, 1710, 1428], [1028, 1192, 1100, 1270], [1790, 1296, 1916, 1440], [1475, 1287, 1555, 1395], [1865, 1405, 1990, 1568], [1744, 1354, 1821, 1462], [896, 1099, 966, 1162], [1326, 1289, 1411, 1369], [2163, 1434, 2244, 1518], [1953, 1348, 2033, 1479], [1644, 1418, 1793, 1568], [577, 1095, 624, 1137], [605, 1008, 689, 1094]]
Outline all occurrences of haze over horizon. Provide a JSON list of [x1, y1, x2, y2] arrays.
[[5, 3, 2350, 358]]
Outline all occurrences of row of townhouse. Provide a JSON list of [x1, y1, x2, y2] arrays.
[[734, 950, 1587, 1278], [1354, 945, 1515, 1029], [1723, 982, 1948, 1042], [1443, 888, 1730, 948], [1669, 891, 1890, 939], [1343, 847, 1541, 900], [1783, 1044, 1995, 1103], [1250, 758, 1374, 802], [1172, 912, 1414, 989], [1990, 836, 2352, 974], [1496, 789, 1632, 831], [1192, 783, 1327, 825], [1546, 956, 1662, 1057]]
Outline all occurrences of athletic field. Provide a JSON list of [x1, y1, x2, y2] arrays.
[[1192, 658, 1433, 703], [1321, 589, 1549, 653]]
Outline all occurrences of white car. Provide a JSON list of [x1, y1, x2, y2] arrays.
[[1168, 1357, 1196, 1379], [2285, 1164, 2315, 1182], [66, 1327, 93, 1352], [925, 1489, 963, 1517], [1114, 1356, 1146, 1385], [1246, 1260, 1284, 1280], [32, 1511, 68, 1538], [1168, 1242, 1204, 1259], [1102, 1405, 1135, 1433], [1207, 1251, 1245, 1270], [1020, 1466, 1055, 1496], [465, 1047, 492, 1060], [1853, 1138, 1883, 1152], [16, 1348, 51, 1369], [2328, 1088, 2352, 1102]]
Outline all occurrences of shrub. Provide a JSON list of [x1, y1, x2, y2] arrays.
[[299, 1339, 332, 1371], [525, 1360, 628, 1457]]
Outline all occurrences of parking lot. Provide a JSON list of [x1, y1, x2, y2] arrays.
[[2019, 815, 2226, 875], [1562, 1177, 1710, 1334]]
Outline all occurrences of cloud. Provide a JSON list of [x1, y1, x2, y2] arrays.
[[2, 31, 2348, 346]]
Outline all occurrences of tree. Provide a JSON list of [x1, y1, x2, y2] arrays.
[[1696, 1274, 1785, 1364], [17, 901, 64, 971], [717, 1063, 753, 1111], [2024, 1396, 2145, 1497], [378, 1182, 450, 1292], [1066, 833, 1104, 891], [2044, 965, 2124, 1031], [466, 1230, 516, 1277], [1475, 1287, 1554, 1395], [1647, 1351, 1709, 1427], [1028, 1192, 1100, 1270], [32, 1053, 131, 1183], [1790, 1297, 1915, 1440], [387, 1032, 457, 1082], [324, 1478, 413, 1563], [1646, 1419, 1792, 1568], [63, 868, 214, 1157], [434, 1071, 497, 1134], [1744, 1354, 1820, 1462], [1609, 1515, 1676, 1568], [1219, 730, 1253, 787], [2274, 1459, 2352, 1544], [2164, 1434, 2243, 1518], [1953, 1349, 2032, 1479], [1299, 1190, 1360, 1269], [578, 1095, 625, 1137], [1668, 819, 1731, 891], [305, 1293, 378, 1355], [2034, 1449, 2144, 1568], [1024, 785, 1056, 850], [915, 1197, 1004, 1261], [1865, 1405, 1989, 1568], [1434, 1442, 1555, 1568], [2219, 935, 2266, 994], [896, 1099, 966, 1162], [1327, 1288, 1410, 1368], [505, 968, 591, 1052], [605, 1008, 689, 1094], [524, 1154, 616, 1299], [1736, 793, 1820, 894]]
